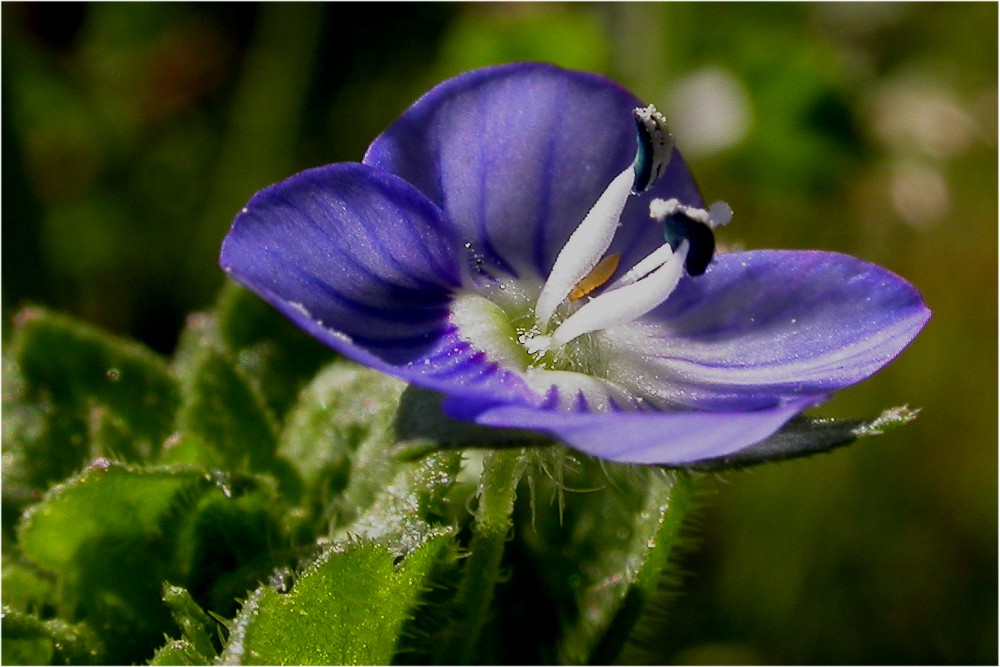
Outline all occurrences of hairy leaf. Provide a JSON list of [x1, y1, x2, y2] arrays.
[[279, 361, 410, 532], [1, 606, 104, 665], [15, 460, 288, 664], [4, 308, 179, 492], [216, 282, 335, 417], [221, 535, 452, 665], [148, 638, 207, 666], [170, 345, 278, 473]]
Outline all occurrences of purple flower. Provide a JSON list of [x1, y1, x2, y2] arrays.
[[220, 63, 929, 465]]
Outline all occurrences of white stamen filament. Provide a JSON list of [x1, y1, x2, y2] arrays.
[[518, 104, 726, 364], [534, 166, 635, 329], [606, 242, 676, 291], [549, 241, 689, 349]]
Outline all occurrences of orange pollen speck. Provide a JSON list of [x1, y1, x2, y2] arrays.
[[569, 253, 621, 301]]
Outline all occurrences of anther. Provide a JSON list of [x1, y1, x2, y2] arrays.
[[632, 105, 674, 194], [569, 253, 621, 301], [534, 167, 634, 329], [532, 105, 683, 338], [550, 241, 689, 348], [650, 198, 729, 277]]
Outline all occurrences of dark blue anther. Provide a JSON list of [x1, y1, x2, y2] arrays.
[[632, 106, 673, 194], [633, 119, 655, 193], [663, 211, 716, 276]]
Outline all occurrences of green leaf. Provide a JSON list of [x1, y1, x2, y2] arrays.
[[1, 606, 104, 665], [170, 311, 303, 497], [15, 460, 201, 663], [11, 308, 180, 441], [279, 361, 407, 530], [334, 449, 462, 558], [220, 535, 452, 665], [14, 459, 295, 664], [2, 559, 57, 616], [170, 311, 227, 384], [18, 461, 206, 572], [168, 473, 294, 617], [4, 308, 180, 488], [88, 404, 151, 461], [215, 282, 335, 418], [684, 406, 920, 471], [220, 364, 465, 664], [170, 345, 278, 474]]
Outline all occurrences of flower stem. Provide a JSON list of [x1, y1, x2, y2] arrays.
[[440, 448, 526, 664]]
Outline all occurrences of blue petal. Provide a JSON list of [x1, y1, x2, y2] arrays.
[[465, 396, 823, 465], [364, 62, 702, 283], [601, 250, 931, 409], [221, 65, 930, 469], [220, 162, 540, 405]]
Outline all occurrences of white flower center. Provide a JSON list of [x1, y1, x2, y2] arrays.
[[450, 105, 732, 405]]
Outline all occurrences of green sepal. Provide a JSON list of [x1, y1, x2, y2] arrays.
[[394, 385, 548, 452], [683, 406, 920, 471], [432, 448, 526, 665], [500, 453, 696, 665], [162, 583, 219, 661], [148, 638, 207, 666], [220, 534, 453, 665], [576, 471, 695, 664]]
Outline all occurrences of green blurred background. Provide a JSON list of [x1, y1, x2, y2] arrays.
[[3, 3, 995, 664]]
